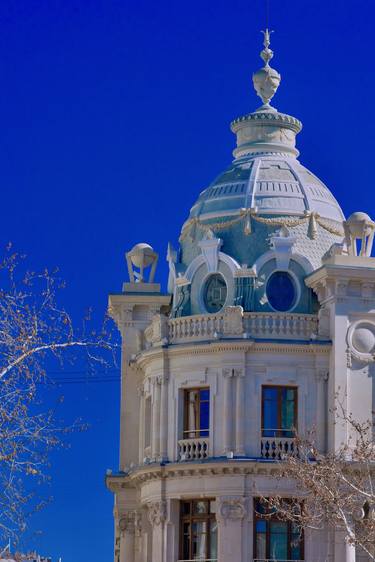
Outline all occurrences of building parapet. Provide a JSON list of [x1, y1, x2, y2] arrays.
[[144, 309, 320, 347]]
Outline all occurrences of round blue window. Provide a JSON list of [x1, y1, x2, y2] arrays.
[[266, 271, 297, 312]]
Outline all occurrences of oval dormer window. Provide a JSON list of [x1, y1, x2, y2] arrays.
[[266, 271, 297, 312], [204, 274, 227, 313]]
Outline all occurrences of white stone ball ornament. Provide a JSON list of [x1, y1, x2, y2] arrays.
[[347, 320, 375, 362], [126, 243, 159, 283]]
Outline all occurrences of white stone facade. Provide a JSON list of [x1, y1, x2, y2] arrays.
[[107, 31, 375, 562]]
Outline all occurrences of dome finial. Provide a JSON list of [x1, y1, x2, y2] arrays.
[[252, 28, 281, 110], [260, 28, 274, 66]]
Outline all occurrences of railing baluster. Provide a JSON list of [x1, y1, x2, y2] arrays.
[[178, 437, 210, 461]]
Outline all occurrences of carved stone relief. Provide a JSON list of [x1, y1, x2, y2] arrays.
[[147, 501, 166, 526], [217, 497, 248, 525]]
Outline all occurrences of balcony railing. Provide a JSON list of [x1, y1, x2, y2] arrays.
[[169, 313, 224, 342], [260, 433, 297, 460], [178, 437, 210, 461], [145, 310, 319, 347], [243, 312, 317, 340]]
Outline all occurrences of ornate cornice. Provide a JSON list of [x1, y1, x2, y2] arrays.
[[136, 339, 330, 370], [231, 110, 302, 133], [106, 459, 294, 491]]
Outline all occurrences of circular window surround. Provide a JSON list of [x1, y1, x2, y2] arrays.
[[347, 320, 375, 363], [200, 272, 229, 314], [264, 269, 301, 313]]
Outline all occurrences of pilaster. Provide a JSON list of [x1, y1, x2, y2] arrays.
[[222, 369, 234, 454], [151, 377, 161, 460], [234, 369, 246, 456], [147, 501, 166, 562], [119, 511, 141, 562], [216, 496, 251, 561], [159, 351, 170, 462]]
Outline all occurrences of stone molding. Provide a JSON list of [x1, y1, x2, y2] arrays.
[[217, 496, 248, 525], [147, 501, 166, 526], [136, 340, 330, 370], [106, 460, 305, 492]]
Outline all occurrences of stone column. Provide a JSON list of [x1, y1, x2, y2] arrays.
[[159, 374, 169, 461], [315, 370, 328, 454], [234, 369, 245, 456], [119, 512, 136, 562], [147, 501, 166, 562], [151, 378, 161, 459], [217, 496, 248, 561], [223, 369, 234, 454], [138, 387, 145, 464]]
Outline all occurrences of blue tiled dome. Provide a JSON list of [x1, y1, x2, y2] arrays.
[[189, 154, 344, 224]]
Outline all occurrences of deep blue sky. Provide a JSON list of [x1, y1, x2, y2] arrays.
[[0, 1, 374, 560]]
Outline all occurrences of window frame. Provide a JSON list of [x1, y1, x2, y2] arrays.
[[261, 385, 298, 438], [179, 498, 217, 561], [253, 498, 304, 561], [265, 269, 300, 313], [183, 387, 210, 439], [202, 272, 228, 314]]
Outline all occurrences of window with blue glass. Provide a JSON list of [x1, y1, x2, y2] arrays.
[[266, 271, 297, 312], [184, 388, 210, 439], [180, 499, 217, 561], [254, 499, 303, 561], [262, 386, 297, 438]]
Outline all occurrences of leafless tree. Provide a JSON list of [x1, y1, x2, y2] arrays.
[[260, 404, 375, 560], [0, 246, 115, 543]]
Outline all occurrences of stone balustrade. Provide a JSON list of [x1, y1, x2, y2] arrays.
[[169, 313, 224, 343], [243, 312, 318, 340], [144, 309, 319, 347], [260, 436, 297, 460], [178, 437, 210, 461]]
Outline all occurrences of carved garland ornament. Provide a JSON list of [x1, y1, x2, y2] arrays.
[[179, 209, 344, 242]]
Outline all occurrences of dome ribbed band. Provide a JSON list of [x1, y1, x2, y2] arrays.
[[179, 210, 344, 242]]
